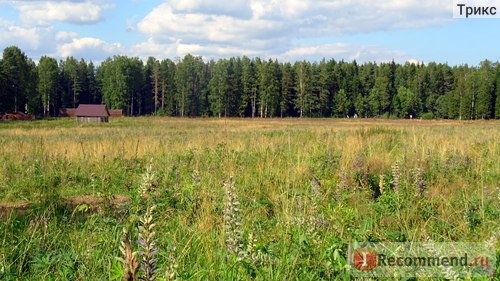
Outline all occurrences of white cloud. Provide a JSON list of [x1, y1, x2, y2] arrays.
[[170, 0, 252, 18], [138, 3, 291, 53], [139, 4, 260, 42], [135, 0, 452, 62], [130, 38, 177, 58], [0, 17, 46, 50], [130, 38, 264, 61], [0, 18, 55, 54], [0, 0, 454, 63], [0, 14, 123, 62], [55, 31, 78, 42], [57, 37, 122, 60], [129, 37, 418, 65], [15, 1, 112, 25], [279, 43, 410, 63]]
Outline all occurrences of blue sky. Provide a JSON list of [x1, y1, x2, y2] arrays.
[[0, 0, 499, 65]]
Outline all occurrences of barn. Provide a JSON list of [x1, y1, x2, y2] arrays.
[[75, 104, 110, 123]]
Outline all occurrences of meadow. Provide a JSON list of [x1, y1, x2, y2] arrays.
[[0, 117, 498, 280]]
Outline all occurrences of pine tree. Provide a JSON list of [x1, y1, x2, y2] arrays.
[[145, 57, 160, 114], [258, 59, 281, 118], [241, 56, 258, 117], [280, 62, 296, 117], [1, 46, 33, 113], [159, 59, 176, 115], [368, 76, 390, 117], [334, 89, 351, 117]]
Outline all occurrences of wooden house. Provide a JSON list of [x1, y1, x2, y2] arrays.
[[75, 104, 110, 123]]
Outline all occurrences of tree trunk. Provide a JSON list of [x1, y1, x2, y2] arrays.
[[154, 72, 159, 112], [251, 93, 256, 118], [161, 80, 165, 111]]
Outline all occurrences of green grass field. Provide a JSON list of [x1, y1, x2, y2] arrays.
[[0, 118, 499, 280]]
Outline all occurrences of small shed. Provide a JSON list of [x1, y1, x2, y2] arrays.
[[109, 109, 123, 118], [75, 104, 110, 123], [59, 108, 76, 117]]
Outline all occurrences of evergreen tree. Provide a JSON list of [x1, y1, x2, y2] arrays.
[[241, 56, 258, 117], [159, 59, 176, 115], [175, 54, 206, 117], [280, 62, 296, 117], [368, 76, 390, 117], [86, 62, 101, 104], [144, 57, 160, 114], [452, 65, 469, 120], [77, 59, 90, 104], [334, 89, 351, 117], [377, 61, 396, 114], [356, 62, 376, 117], [1, 46, 34, 113], [227, 57, 243, 117], [60, 56, 81, 108], [316, 59, 334, 116], [1, 46, 499, 120], [258, 59, 281, 118]]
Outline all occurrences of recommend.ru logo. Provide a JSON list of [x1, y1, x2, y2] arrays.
[[348, 242, 496, 278]]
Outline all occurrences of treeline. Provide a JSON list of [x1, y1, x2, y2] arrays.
[[1, 46, 499, 119]]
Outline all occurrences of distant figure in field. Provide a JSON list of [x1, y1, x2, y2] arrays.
[[410, 115, 413, 119]]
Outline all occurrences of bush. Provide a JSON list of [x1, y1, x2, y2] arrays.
[[421, 112, 434, 120]]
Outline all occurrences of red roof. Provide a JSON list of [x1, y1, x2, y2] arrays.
[[75, 104, 110, 117]]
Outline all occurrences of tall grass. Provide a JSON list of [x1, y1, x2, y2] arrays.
[[0, 118, 498, 280]]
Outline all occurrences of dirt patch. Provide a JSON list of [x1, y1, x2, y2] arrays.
[[0, 195, 129, 219]]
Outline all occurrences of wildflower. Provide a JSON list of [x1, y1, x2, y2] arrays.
[[139, 159, 157, 200], [245, 233, 258, 262], [223, 177, 244, 260], [191, 169, 200, 185], [165, 246, 178, 281], [90, 172, 98, 194], [485, 232, 497, 249], [378, 174, 385, 195], [118, 228, 140, 281], [391, 162, 401, 194], [138, 205, 158, 281], [306, 176, 329, 244], [414, 167, 427, 197], [338, 169, 348, 190], [310, 176, 321, 197]]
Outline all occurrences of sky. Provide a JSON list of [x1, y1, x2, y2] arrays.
[[0, 0, 499, 65]]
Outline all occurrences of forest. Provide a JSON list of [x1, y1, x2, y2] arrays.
[[1, 45, 499, 119]]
